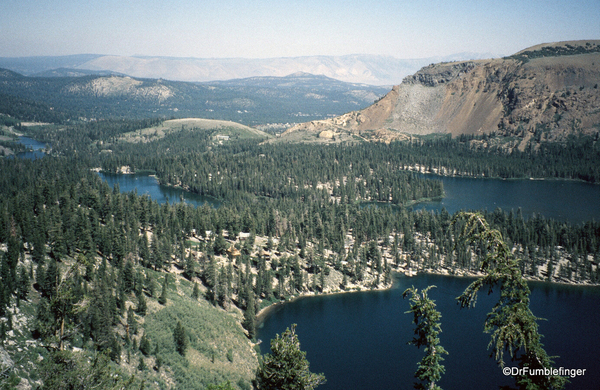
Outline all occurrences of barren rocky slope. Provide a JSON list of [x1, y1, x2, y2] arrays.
[[282, 41, 600, 145]]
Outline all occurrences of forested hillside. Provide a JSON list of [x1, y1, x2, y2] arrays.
[[0, 70, 389, 126]]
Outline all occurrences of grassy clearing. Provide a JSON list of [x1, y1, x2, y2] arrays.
[[118, 118, 270, 144], [140, 270, 257, 390], [2, 255, 257, 390]]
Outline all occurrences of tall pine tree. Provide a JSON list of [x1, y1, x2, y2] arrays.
[[173, 321, 187, 356]]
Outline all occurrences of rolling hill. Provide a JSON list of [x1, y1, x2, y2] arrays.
[[116, 118, 271, 144]]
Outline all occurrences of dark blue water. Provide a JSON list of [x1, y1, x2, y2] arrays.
[[15, 136, 49, 159], [98, 172, 221, 208], [411, 175, 600, 225], [257, 274, 600, 390], [100, 170, 600, 225]]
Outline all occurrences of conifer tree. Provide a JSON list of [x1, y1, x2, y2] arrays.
[[0, 320, 6, 346], [150, 234, 162, 270], [139, 333, 151, 356], [242, 289, 255, 339], [33, 297, 54, 340], [454, 212, 567, 390], [138, 356, 147, 371], [139, 234, 150, 268], [191, 282, 200, 300], [403, 286, 447, 390], [42, 258, 59, 299], [184, 253, 197, 279], [292, 257, 303, 294], [127, 306, 137, 337], [135, 289, 147, 316], [88, 276, 117, 356], [145, 273, 157, 298], [173, 321, 188, 356], [256, 324, 325, 390], [158, 275, 169, 305], [367, 240, 382, 274], [217, 267, 230, 309], [17, 264, 29, 300], [122, 260, 134, 293], [205, 256, 218, 304], [213, 230, 228, 256], [32, 228, 46, 264]]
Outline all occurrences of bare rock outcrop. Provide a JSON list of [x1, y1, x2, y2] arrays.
[[281, 40, 600, 144], [402, 61, 477, 87]]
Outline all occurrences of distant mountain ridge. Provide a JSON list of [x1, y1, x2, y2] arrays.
[[0, 54, 103, 76], [0, 68, 390, 125], [32, 68, 127, 78], [281, 40, 600, 147], [0, 52, 495, 85]]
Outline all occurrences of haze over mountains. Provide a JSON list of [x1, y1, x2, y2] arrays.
[[2, 40, 599, 150], [0, 52, 496, 85]]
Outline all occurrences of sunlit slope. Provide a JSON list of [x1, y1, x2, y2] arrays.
[[118, 118, 271, 143], [282, 40, 600, 144]]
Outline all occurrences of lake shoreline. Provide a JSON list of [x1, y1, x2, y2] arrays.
[[154, 174, 445, 210], [256, 265, 599, 326], [419, 267, 600, 286], [256, 272, 600, 390], [256, 280, 395, 324], [406, 164, 599, 185], [255, 279, 415, 325]]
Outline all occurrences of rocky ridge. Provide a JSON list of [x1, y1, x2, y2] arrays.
[[281, 40, 600, 145], [402, 61, 477, 87], [64, 76, 174, 102]]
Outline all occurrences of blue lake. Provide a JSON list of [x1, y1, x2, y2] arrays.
[[14, 136, 49, 160], [410, 174, 600, 225], [98, 172, 221, 208], [257, 274, 600, 390], [99, 170, 600, 225]]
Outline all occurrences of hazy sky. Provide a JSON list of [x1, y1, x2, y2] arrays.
[[1, 0, 599, 59]]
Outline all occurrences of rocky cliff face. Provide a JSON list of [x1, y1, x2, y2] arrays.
[[282, 41, 600, 145], [402, 61, 477, 87]]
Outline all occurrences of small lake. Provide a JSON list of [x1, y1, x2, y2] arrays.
[[98, 172, 221, 208], [99, 170, 600, 225], [410, 174, 600, 224], [14, 136, 49, 160], [257, 274, 600, 390]]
